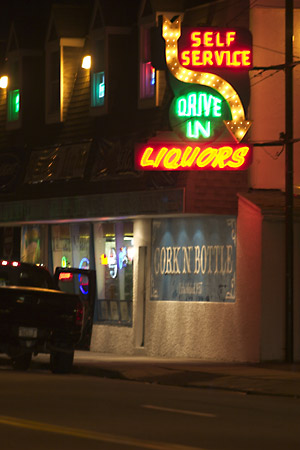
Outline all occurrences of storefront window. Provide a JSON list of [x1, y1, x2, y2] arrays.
[[94, 221, 134, 326], [21, 225, 48, 265], [51, 223, 91, 272]]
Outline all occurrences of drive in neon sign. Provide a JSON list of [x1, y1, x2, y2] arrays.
[[170, 89, 231, 141], [136, 143, 252, 171], [163, 17, 252, 143], [178, 28, 252, 69]]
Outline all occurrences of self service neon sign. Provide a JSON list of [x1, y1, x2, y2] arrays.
[[135, 17, 253, 171], [178, 28, 252, 70]]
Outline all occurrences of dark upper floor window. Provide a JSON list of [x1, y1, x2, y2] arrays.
[[48, 49, 60, 115]]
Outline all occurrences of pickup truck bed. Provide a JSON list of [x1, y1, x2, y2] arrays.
[[0, 261, 84, 373]]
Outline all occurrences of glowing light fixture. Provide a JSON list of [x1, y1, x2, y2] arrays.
[[82, 55, 91, 69], [0, 76, 8, 89]]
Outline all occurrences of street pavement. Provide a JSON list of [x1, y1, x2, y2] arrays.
[[31, 351, 300, 399]]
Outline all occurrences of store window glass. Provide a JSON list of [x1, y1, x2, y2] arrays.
[[21, 225, 48, 265], [51, 223, 91, 271], [94, 221, 134, 326]]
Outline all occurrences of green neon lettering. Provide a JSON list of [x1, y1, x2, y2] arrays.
[[213, 97, 221, 116], [187, 93, 197, 116], [177, 98, 187, 116], [203, 95, 213, 117], [187, 120, 211, 138], [175, 92, 223, 123]]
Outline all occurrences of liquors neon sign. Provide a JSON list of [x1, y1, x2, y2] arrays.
[[137, 143, 251, 171]]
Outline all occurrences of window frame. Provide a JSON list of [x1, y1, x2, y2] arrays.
[[93, 220, 134, 327], [6, 52, 22, 129], [138, 11, 183, 110], [89, 28, 108, 116], [45, 40, 62, 124], [45, 38, 85, 124]]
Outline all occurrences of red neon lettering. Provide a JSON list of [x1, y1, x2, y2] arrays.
[[154, 147, 169, 167], [203, 32, 213, 47], [211, 146, 233, 168], [191, 31, 201, 47], [191, 51, 201, 66], [140, 147, 155, 167], [196, 148, 217, 167], [214, 51, 226, 66], [226, 31, 236, 46], [136, 144, 252, 171], [215, 32, 225, 47], [180, 28, 252, 69], [202, 51, 213, 66], [164, 148, 181, 169], [181, 50, 191, 65], [59, 272, 73, 281], [180, 50, 251, 68], [241, 51, 251, 66], [227, 147, 249, 168], [181, 146, 201, 167], [189, 30, 237, 48]]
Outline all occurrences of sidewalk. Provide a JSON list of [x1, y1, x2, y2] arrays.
[[32, 351, 300, 398]]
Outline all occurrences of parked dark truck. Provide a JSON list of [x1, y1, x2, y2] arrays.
[[0, 260, 85, 373]]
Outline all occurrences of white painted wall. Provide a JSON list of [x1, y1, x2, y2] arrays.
[[249, 5, 300, 190], [142, 212, 262, 362]]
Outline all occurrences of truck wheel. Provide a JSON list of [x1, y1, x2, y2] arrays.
[[11, 352, 32, 371], [50, 350, 74, 374]]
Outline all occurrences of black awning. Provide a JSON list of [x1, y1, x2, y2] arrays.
[[24, 141, 92, 184]]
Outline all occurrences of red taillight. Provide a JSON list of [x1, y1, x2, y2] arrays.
[[75, 302, 84, 327], [59, 272, 73, 281], [1, 260, 20, 267]]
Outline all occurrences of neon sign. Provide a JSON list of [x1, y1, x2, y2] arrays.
[[178, 29, 252, 70], [79, 257, 89, 294], [136, 17, 253, 171], [169, 87, 232, 141], [176, 92, 222, 118], [100, 247, 132, 279], [61, 256, 68, 268], [59, 272, 73, 281], [136, 143, 252, 171]]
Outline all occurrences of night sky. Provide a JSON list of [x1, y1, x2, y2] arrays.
[[0, 0, 94, 38]]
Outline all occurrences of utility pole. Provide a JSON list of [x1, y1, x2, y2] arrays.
[[285, 0, 294, 363]]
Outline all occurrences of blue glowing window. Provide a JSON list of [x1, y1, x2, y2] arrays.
[[91, 72, 105, 107]]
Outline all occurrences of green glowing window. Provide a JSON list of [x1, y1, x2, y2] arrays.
[[91, 72, 105, 107], [8, 89, 20, 121]]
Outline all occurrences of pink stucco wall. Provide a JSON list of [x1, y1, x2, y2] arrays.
[[250, 5, 300, 190]]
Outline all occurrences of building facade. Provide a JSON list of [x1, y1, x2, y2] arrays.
[[0, 0, 299, 362]]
